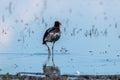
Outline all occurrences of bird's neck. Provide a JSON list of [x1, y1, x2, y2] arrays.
[[55, 27, 60, 32]]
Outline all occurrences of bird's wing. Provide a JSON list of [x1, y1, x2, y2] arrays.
[[43, 27, 55, 44], [47, 27, 56, 33]]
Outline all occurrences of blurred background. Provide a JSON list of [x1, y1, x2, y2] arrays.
[[0, 0, 120, 75]]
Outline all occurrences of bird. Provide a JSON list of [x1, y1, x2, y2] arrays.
[[43, 21, 61, 66]]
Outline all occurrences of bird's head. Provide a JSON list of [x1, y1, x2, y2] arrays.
[[54, 21, 61, 27]]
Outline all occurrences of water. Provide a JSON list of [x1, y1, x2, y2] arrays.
[[0, 52, 120, 75]]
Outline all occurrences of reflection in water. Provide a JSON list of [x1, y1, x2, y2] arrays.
[[43, 64, 60, 77]]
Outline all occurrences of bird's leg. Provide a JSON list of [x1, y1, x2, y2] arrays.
[[52, 42, 55, 66], [45, 43, 51, 65]]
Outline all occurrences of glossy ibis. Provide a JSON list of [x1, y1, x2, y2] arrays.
[[43, 21, 61, 66]]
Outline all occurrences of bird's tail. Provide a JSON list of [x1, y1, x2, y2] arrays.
[[42, 41, 46, 44]]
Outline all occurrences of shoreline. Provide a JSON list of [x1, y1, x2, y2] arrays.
[[0, 73, 120, 80]]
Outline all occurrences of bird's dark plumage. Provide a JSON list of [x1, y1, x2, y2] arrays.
[[43, 27, 55, 44], [43, 21, 61, 44]]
